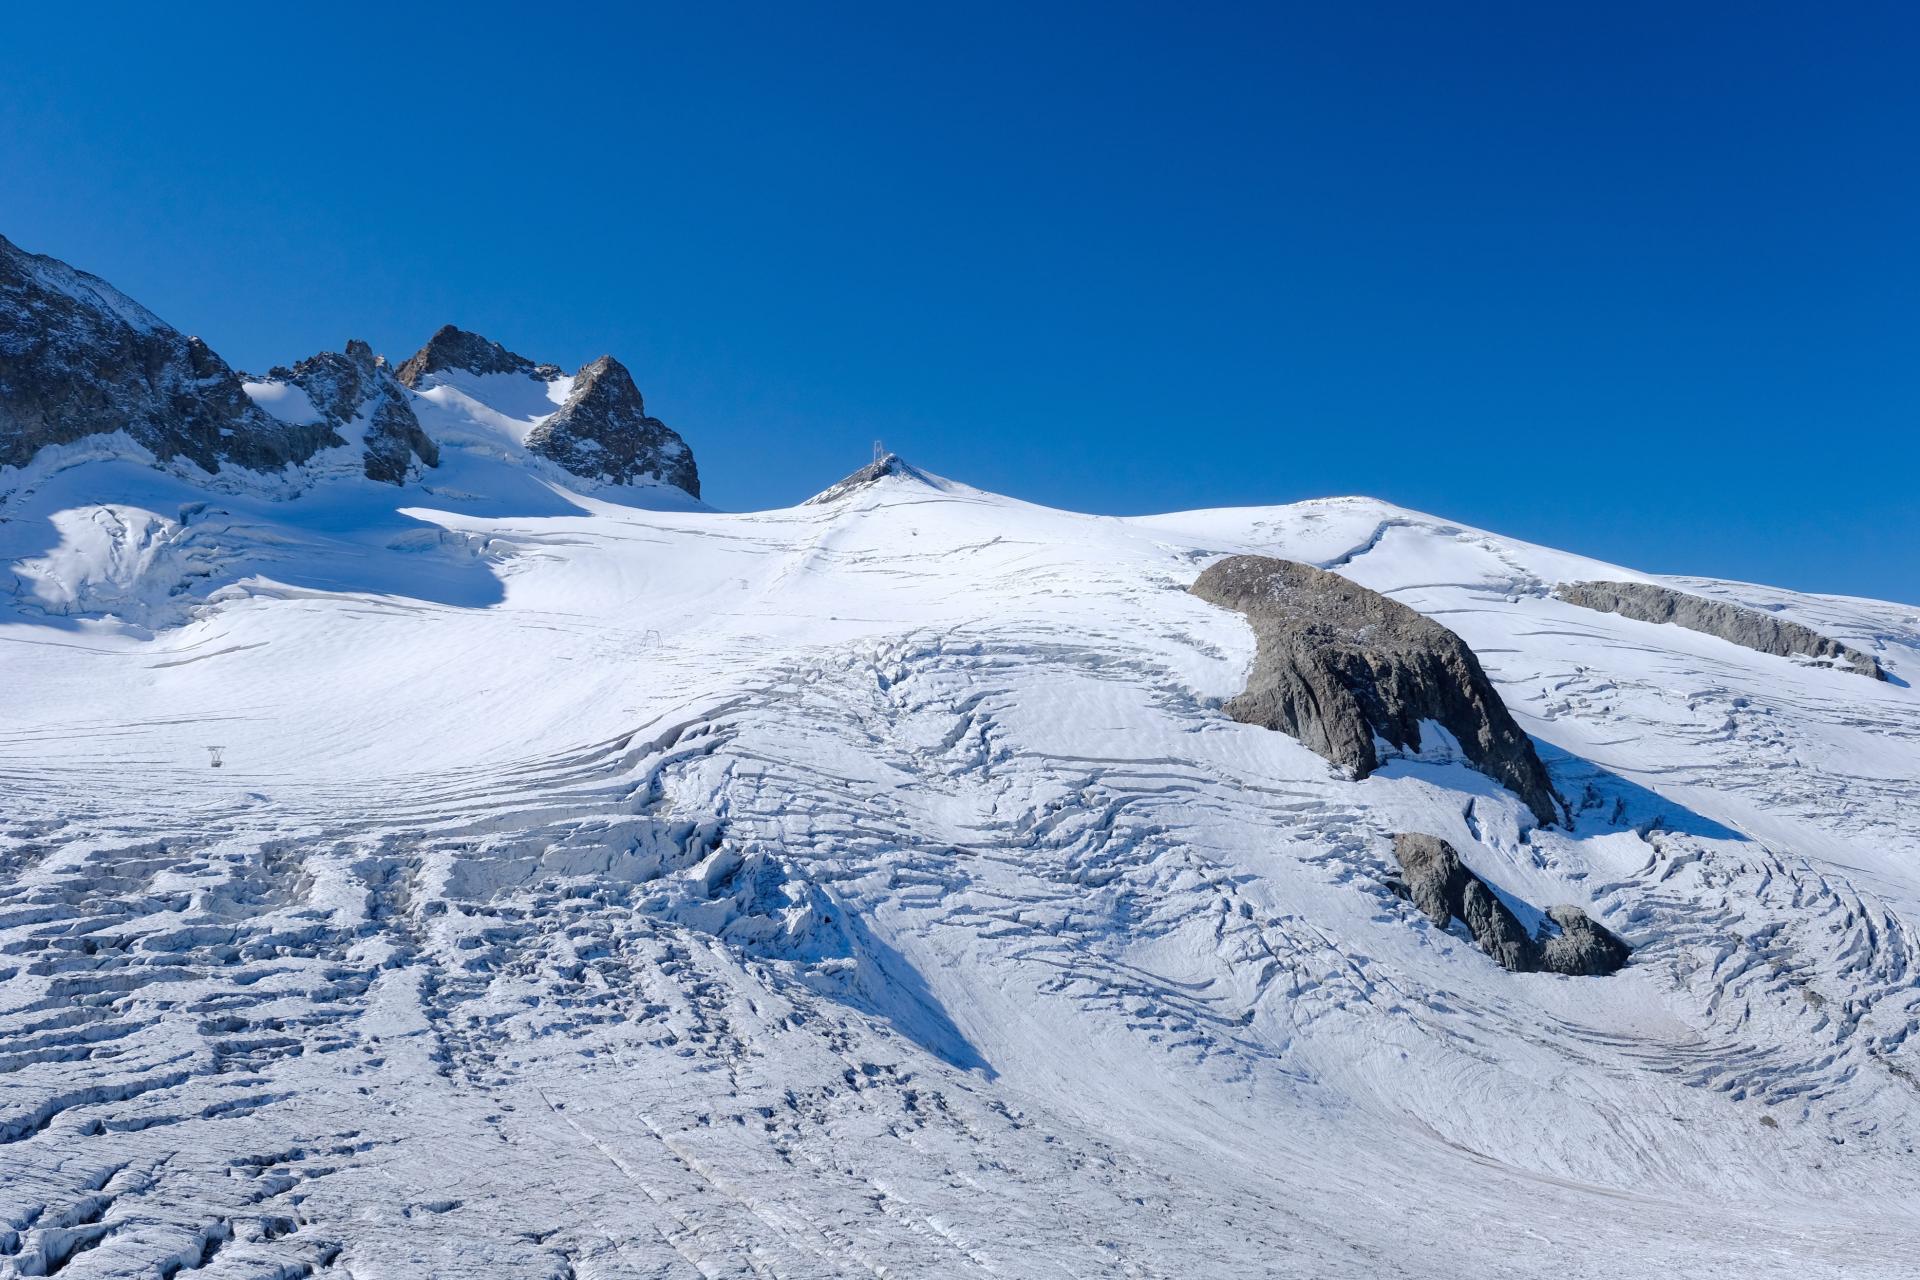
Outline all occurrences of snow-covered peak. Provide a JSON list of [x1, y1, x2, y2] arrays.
[[804, 452, 951, 505], [1, 237, 703, 505], [406, 344, 699, 500]]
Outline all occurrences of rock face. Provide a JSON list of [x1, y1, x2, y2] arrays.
[[260, 340, 439, 484], [1555, 580, 1885, 680], [0, 233, 337, 474], [1390, 834, 1629, 976], [524, 355, 700, 497], [1192, 555, 1560, 826], [1539, 904, 1632, 976], [396, 327, 700, 499], [393, 324, 562, 388]]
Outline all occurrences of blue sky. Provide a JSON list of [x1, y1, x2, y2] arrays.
[[3, 3, 1915, 601]]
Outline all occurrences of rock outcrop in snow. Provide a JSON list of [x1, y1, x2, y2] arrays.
[[252, 339, 439, 484], [1193, 555, 1561, 825], [524, 355, 700, 497], [805, 452, 932, 505], [0, 234, 337, 474], [1392, 833, 1629, 975], [1539, 903, 1633, 976], [1556, 579, 1887, 679]]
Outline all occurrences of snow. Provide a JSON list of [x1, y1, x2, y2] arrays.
[[0, 455, 1916, 1277], [16, 250, 167, 335], [240, 379, 323, 426], [410, 368, 573, 448]]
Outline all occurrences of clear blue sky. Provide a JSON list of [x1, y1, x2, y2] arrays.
[[3, 3, 1915, 601]]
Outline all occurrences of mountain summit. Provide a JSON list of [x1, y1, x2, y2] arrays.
[[0, 237, 700, 500], [524, 355, 700, 496], [393, 324, 562, 387]]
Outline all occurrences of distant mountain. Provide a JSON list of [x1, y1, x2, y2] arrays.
[[0, 236, 700, 499], [394, 327, 700, 497]]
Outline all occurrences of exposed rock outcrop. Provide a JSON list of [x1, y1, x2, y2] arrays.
[[805, 452, 930, 505], [1539, 904, 1632, 976], [393, 324, 562, 388], [1555, 580, 1885, 680], [524, 355, 700, 497], [1390, 833, 1629, 976], [1192, 555, 1560, 826], [258, 340, 438, 484], [0, 234, 337, 474]]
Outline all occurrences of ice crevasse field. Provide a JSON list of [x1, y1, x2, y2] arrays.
[[1, 396, 1918, 1277]]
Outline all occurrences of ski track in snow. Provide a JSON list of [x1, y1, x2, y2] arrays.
[[1, 459, 1918, 1277]]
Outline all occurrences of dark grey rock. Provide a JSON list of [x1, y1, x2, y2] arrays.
[[1461, 878, 1536, 972], [392, 324, 562, 388], [1390, 833, 1629, 976], [261, 339, 437, 485], [1538, 904, 1631, 977], [0, 233, 337, 474], [524, 356, 699, 497], [1555, 580, 1885, 680], [1391, 832, 1473, 930], [1193, 556, 1560, 826]]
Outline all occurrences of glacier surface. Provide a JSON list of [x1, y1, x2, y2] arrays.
[[1, 438, 1917, 1277]]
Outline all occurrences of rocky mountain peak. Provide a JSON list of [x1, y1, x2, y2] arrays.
[[393, 324, 561, 387], [1, 234, 337, 474], [258, 339, 438, 485], [523, 354, 700, 497]]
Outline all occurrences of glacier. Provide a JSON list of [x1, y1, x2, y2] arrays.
[[2, 441, 1916, 1277], [1, 235, 1917, 1278]]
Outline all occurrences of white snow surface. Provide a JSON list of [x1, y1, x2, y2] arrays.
[[240, 381, 323, 427], [410, 368, 575, 450], [1, 457, 1917, 1277]]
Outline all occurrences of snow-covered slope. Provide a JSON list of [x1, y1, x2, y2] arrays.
[[1, 449, 1915, 1277]]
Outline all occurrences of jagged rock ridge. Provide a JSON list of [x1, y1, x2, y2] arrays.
[[1555, 580, 1886, 680], [0, 234, 337, 474], [523, 355, 700, 497], [1192, 555, 1561, 826], [392, 324, 562, 388], [259, 340, 439, 484], [1391, 833, 1630, 975]]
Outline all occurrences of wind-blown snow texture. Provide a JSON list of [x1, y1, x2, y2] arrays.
[[1, 235, 1917, 1275], [2, 443, 1916, 1277]]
